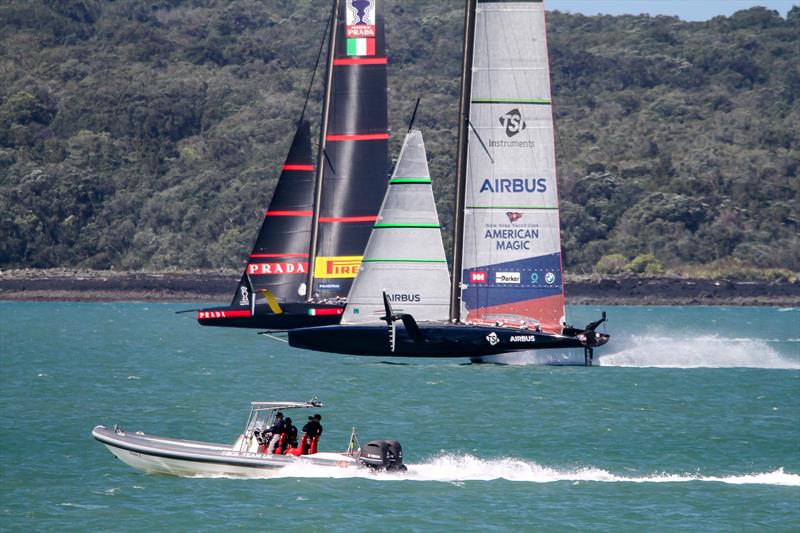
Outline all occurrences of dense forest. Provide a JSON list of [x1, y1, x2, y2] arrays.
[[1, 1, 798, 279]]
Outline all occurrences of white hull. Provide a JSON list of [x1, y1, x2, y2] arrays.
[[93, 426, 359, 478]]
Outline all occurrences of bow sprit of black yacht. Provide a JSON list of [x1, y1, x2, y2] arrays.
[[196, 0, 389, 330]]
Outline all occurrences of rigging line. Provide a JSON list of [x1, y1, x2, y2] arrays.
[[407, 97, 421, 133], [466, 118, 494, 164], [299, 1, 335, 124]]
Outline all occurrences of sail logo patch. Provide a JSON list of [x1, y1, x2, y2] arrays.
[[495, 272, 521, 284], [510, 335, 536, 343], [345, 0, 376, 56], [479, 178, 547, 194], [506, 212, 523, 223], [499, 109, 526, 137], [545, 272, 556, 284], [315, 256, 363, 278], [247, 262, 307, 275], [485, 332, 500, 346], [470, 271, 487, 283], [239, 286, 250, 306], [387, 293, 421, 303]]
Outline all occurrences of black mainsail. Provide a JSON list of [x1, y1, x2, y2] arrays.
[[197, 0, 389, 330]]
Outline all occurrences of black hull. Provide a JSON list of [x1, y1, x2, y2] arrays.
[[288, 322, 605, 358], [197, 303, 344, 330]]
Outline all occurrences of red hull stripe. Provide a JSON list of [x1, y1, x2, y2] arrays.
[[326, 133, 389, 142], [282, 164, 314, 171], [333, 57, 388, 66], [249, 253, 309, 258], [265, 210, 313, 217], [309, 308, 345, 316], [319, 216, 378, 223]]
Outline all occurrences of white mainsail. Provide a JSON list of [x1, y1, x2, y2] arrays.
[[342, 130, 450, 324], [459, 0, 565, 333]]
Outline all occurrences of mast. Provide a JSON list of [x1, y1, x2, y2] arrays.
[[306, 0, 340, 301], [449, 0, 477, 323]]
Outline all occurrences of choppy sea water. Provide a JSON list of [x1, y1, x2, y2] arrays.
[[0, 302, 798, 532]]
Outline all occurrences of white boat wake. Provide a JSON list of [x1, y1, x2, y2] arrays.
[[597, 333, 800, 369], [480, 332, 800, 369], [227, 453, 799, 486]]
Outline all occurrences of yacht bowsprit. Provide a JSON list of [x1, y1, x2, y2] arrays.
[[92, 400, 406, 477]]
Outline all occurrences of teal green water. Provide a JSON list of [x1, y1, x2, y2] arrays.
[[1, 302, 798, 531]]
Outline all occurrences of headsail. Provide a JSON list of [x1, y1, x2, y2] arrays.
[[459, 0, 565, 333], [230, 120, 315, 314], [310, 0, 390, 301], [342, 130, 450, 324]]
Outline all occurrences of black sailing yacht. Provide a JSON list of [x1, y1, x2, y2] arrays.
[[197, 0, 389, 329]]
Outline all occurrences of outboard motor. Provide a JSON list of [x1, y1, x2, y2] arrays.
[[358, 440, 406, 471]]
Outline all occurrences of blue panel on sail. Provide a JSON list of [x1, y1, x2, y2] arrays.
[[461, 252, 562, 310]]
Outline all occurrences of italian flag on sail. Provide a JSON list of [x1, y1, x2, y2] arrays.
[[346, 36, 375, 57]]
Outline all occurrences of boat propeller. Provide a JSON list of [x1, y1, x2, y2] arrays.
[[380, 291, 425, 352]]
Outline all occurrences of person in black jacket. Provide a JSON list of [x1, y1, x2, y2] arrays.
[[281, 417, 298, 454], [266, 412, 284, 454], [301, 414, 323, 454]]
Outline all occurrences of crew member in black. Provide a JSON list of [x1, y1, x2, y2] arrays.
[[281, 417, 298, 454], [301, 414, 323, 454], [266, 412, 284, 454]]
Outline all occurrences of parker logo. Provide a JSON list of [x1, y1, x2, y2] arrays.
[[485, 332, 500, 346], [506, 212, 523, 223], [314, 256, 363, 278], [499, 108, 526, 137], [495, 272, 521, 284], [247, 262, 307, 275], [470, 271, 487, 283]]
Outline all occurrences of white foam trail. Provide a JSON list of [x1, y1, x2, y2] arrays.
[[252, 454, 800, 486], [598, 333, 800, 369]]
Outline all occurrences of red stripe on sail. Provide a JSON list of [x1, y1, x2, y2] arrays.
[[282, 164, 313, 171], [249, 253, 309, 258], [318, 216, 378, 223], [265, 210, 313, 217], [326, 133, 389, 142], [333, 57, 387, 66]]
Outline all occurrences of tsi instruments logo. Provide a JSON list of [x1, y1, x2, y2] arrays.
[[495, 272, 521, 284], [485, 332, 500, 346], [499, 108, 526, 137], [489, 109, 536, 148]]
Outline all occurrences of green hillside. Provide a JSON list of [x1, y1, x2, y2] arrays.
[[1, 1, 797, 278]]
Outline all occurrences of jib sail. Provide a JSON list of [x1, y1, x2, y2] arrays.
[[229, 120, 315, 313], [458, 0, 565, 333], [309, 0, 390, 301], [342, 130, 450, 324]]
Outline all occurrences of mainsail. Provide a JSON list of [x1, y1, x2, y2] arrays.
[[310, 0, 390, 301], [341, 130, 450, 324], [458, 0, 565, 333]]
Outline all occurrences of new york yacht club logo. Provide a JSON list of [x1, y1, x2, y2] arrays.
[[506, 212, 523, 223]]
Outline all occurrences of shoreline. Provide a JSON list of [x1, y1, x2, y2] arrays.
[[1, 269, 798, 306]]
